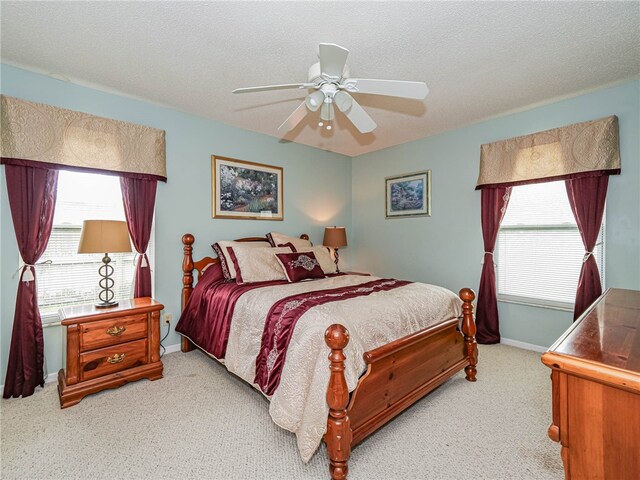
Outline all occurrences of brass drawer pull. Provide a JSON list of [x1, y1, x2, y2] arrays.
[[107, 353, 126, 364], [106, 325, 126, 336]]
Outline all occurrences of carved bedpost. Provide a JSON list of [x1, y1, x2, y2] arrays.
[[459, 288, 478, 382], [325, 324, 352, 480], [181, 234, 196, 353]]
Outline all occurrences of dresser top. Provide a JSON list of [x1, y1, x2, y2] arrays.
[[59, 297, 163, 324], [545, 288, 640, 379]]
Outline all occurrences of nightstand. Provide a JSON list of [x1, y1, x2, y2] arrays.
[[57, 298, 164, 408]]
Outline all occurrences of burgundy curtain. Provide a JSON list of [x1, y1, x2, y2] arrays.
[[3, 164, 58, 398], [565, 176, 608, 320], [475, 186, 511, 344], [120, 177, 157, 298]]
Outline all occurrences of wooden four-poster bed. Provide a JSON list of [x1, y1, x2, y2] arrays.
[[178, 233, 477, 479]]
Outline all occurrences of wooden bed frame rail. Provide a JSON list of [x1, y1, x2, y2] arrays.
[[180, 233, 477, 480]]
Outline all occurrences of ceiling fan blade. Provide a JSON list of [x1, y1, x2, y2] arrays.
[[278, 102, 308, 132], [233, 83, 314, 94], [343, 79, 429, 99], [334, 92, 377, 133], [319, 43, 349, 79]]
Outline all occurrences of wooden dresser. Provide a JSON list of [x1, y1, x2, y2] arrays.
[[57, 298, 164, 408], [542, 288, 640, 480]]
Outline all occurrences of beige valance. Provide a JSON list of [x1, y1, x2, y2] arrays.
[[0, 95, 166, 181], [476, 115, 620, 189]]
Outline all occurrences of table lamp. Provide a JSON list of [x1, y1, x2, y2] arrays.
[[323, 226, 348, 273], [78, 220, 132, 308]]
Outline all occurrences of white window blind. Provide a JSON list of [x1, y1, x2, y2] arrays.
[[34, 171, 153, 316], [496, 180, 604, 309]]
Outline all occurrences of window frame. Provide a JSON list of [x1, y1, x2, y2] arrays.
[[495, 186, 605, 311], [34, 222, 156, 324], [21, 174, 156, 324]]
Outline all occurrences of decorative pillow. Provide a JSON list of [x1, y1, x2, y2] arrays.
[[266, 232, 312, 250], [226, 245, 293, 284], [201, 262, 224, 282], [276, 241, 297, 251], [275, 251, 326, 283], [212, 240, 271, 280], [295, 246, 336, 274]]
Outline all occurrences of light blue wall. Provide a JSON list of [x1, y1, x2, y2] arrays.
[[351, 80, 640, 348], [0, 64, 352, 383], [1, 64, 638, 386]]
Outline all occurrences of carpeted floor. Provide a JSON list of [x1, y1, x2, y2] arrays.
[[1, 344, 563, 480]]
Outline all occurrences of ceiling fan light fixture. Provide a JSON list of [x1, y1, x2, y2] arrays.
[[320, 102, 333, 122], [305, 90, 325, 111]]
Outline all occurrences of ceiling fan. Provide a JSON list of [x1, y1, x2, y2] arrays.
[[232, 43, 429, 134]]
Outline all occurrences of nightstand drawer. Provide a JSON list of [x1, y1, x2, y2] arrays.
[[80, 338, 148, 381], [80, 314, 148, 352]]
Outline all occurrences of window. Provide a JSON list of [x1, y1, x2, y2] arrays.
[[34, 171, 153, 316], [496, 180, 604, 309]]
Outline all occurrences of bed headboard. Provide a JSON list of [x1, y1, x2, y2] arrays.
[[181, 233, 309, 311]]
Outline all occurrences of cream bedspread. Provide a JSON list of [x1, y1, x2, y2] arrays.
[[224, 274, 462, 462]]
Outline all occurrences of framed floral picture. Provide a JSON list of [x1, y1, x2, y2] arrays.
[[212, 155, 283, 220], [385, 170, 431, 218]]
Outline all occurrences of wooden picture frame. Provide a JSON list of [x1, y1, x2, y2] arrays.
[[212, 155, 283, 220], [385, 170, 431, 218]]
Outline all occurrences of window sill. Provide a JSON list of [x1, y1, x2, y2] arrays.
[[497, 296, 574, 313], [40, 312, 62, 327]]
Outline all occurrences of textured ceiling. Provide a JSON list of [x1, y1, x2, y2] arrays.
[[1, 1, 638, 157]]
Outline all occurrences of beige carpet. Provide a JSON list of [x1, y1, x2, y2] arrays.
[[1, 344, 563, 480]]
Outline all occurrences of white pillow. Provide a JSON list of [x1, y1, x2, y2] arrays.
[[212, 240, 271, 280], [227, 245, 294, 284], [296, 246, 336, 274], [267, 232, 312, 250]]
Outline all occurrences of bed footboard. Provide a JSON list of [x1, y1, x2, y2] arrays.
[[324, 288, 476, 480]]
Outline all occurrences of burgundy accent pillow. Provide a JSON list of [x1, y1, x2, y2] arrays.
[[275, 251, 325, 283]]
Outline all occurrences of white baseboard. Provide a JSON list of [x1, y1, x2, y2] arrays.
[[500, 337, 547, 353], [163, 343, 182, 355]]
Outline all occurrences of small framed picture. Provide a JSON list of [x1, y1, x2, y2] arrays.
[[212, 155, 283, 220], [385, 170, 431, 218]]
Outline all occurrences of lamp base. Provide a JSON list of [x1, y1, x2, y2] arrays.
[[96, 253, 117, 309], [95, 300, 119, 309]]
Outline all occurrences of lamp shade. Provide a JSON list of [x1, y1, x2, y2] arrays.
[[78, 220, 132, 254], [323, 226, 348, 248]]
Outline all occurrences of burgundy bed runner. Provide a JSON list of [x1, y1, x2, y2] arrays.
[[254, 278, 411, 395]]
